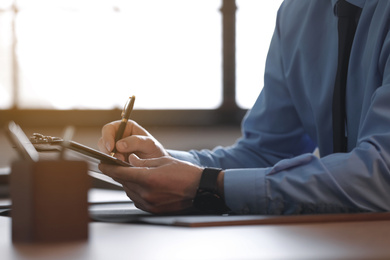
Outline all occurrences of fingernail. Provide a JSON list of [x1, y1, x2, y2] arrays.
[[105, 142, 111, 152], [130, 153, 139, 159], [129, 153, 139, 165]]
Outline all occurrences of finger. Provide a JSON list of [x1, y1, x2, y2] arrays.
[[128, 154, 173, 168], [100, 120, 141, 149], [100, 121, 121, 153], [99, 120, 136, 154], [115, 135, 168, 159], [116, 135, 153, 153], [97, 136, 127, 161], [121, 185, 150, 211], [98, 163, 149, 183], [101, 120, 152, 153], [122, 183, 193, 214], [97, 137, 108, 153], [120, 180, 166, 213], [121, 120, 150, 137]]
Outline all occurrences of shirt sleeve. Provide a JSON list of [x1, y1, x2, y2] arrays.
[[172, 1, 390, 215]]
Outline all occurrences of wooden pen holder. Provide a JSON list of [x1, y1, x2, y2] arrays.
[[10, 160, 90, 243]]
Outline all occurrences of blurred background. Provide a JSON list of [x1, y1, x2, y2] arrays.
[[0, 0, 282, 166]]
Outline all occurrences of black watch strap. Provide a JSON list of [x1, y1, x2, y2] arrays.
[[193, 168, 230, 214], [198, 168, 222, 192]]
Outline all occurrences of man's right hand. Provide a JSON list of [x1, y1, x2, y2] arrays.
[[98, 120, 169, 162]]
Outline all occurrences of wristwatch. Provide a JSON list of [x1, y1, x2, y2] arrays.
[[193, 168, 230, 214]]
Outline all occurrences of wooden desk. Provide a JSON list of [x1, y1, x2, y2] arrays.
[[1, 216, 390, 260]]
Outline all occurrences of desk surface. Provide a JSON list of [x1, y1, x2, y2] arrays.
[[1, 216, 390, 260]]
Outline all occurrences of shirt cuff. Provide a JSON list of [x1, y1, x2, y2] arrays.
[[224, 168, 269, 214]]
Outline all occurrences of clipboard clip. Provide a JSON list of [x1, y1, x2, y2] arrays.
[[30, 133, 64, 153], [29, 133, 132, 167], [30, 133, 63, 144]]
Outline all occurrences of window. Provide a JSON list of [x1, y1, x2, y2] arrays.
[[236, 0, 282, 108], [10, 0, 223, 109], [0, 0, 282, 125], [0, 0, 13, 109]]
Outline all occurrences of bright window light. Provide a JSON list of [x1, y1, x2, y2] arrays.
[[236, 0, 283, 109], [0, 0, 283, 110], [15, 0, 222, 109], [0, 6, 13, 109]]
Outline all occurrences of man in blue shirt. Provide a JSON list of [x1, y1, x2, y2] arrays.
[[98, 0, 390, 214]]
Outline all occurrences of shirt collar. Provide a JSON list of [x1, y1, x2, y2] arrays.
[[331, 0, 366, 9]]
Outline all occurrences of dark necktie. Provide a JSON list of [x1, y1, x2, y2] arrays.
[[332, 0, 361, 153]]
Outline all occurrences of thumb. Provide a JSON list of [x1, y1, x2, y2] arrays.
[[129, 154, 173, 168]]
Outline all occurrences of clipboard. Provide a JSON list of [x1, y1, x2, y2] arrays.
[[5, 121, 40, 162], [30, 133, 131, 167], [4, 122, 124, 188], [89, 210, 390, 227]]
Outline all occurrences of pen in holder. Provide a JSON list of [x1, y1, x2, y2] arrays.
[[7, 122, 90, 243]]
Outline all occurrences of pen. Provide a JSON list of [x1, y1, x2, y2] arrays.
[[59, 125, 75, 160], [111, 95, 135, 156]]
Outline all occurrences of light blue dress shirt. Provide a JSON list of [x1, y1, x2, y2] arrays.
[[170, 0, 390, 214]]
